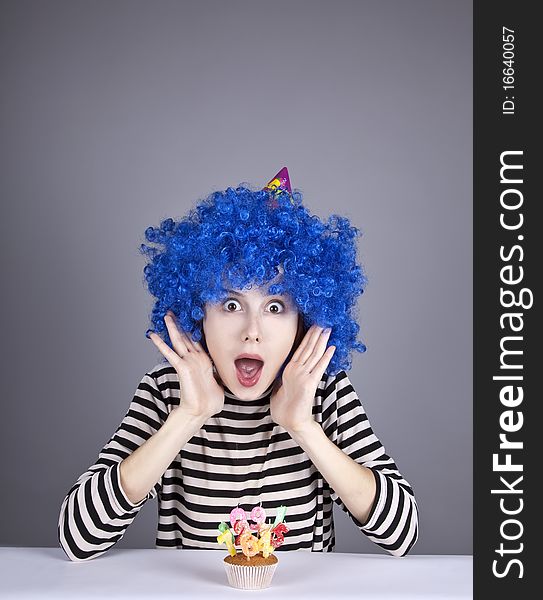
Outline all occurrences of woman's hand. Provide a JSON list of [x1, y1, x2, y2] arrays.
[[148, 311, 225, 422], [270, 324, 336, 434]]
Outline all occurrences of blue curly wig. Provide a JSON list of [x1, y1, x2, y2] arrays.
[[140, 184, 367, 375]]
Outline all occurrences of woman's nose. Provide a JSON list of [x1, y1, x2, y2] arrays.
[[241, 315, 262, 343]]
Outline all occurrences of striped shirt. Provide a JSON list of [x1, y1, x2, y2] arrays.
[[58, 364, 419, 561]]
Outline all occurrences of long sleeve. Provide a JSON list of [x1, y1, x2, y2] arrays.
[[58, 372, 168, 562], [320, 371, 419, 556]]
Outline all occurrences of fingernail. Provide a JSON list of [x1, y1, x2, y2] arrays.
[[324, 328, 332, 334], [145, 329, 153, 339]]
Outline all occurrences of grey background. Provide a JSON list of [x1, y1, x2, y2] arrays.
[[0, 0, 472, 554]]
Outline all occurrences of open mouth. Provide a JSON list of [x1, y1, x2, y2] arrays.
[[234, 358, 264, 387]]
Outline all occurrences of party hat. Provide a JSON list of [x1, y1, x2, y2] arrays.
[[263, 167, 292, 194]]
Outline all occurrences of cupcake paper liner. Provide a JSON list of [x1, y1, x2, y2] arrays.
[[224, 561, 277, 590]]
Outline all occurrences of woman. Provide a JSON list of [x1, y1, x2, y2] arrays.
[[58, 168, 418, 561]]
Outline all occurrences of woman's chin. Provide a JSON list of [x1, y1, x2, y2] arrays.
[[223, 368, 273, 400], [228, 381, 265, 400]]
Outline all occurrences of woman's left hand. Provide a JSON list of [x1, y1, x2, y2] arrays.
[[270, 324, 336, 434]]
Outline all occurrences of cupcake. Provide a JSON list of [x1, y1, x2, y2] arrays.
[[217, 504, 289, 590]]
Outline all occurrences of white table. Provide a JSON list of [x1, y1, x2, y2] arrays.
[[0, 547, 472, 599]]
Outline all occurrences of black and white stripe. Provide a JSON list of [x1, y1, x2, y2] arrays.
[[58, 364, 418, 561]]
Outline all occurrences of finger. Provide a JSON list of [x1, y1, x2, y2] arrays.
[[178, 328, 199, 353], [291, 325, 322, 364], [290, 324, 317, 362], [304, 329, 332, 373], [164, 312, 190, 355], [297, 326, 329, 366], [166, 312, 204, 354], [184, 331, 203, 353], [148, 332, 183, 368], [309, 345, 336, 380]]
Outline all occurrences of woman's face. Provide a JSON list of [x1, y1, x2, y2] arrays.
[[202, 286, 302, 400]]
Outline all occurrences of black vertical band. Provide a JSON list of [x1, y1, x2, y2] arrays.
[[474, 1, 537, 597]]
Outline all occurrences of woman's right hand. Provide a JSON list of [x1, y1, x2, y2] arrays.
[[148, 311, 224, 422]]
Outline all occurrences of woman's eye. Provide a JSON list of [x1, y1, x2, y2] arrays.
[[223, 299, 241, 312], [268, 301, 285, 314]]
